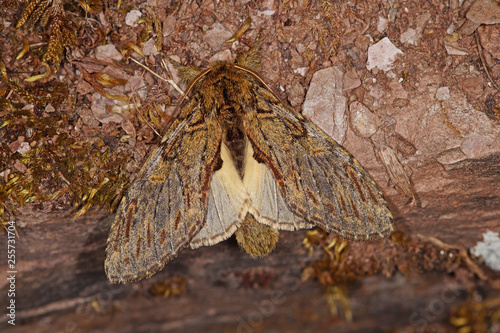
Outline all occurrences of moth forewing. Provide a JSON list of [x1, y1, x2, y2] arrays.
[[300, 121, 394, 240], [242, 90, 393, 241], [105, 104, 223, 283]]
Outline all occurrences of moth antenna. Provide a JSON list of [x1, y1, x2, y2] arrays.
[[129, 57, 185, 96]]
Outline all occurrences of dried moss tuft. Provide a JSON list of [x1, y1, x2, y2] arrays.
[[450, 291, 500, 333], [0, 89, 131, 222]]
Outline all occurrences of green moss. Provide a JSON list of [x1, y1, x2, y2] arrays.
[[301, 230, 375, 321], [0, 83, 130, 222]]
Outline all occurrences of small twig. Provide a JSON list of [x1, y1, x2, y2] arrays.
[[475, 30, 500, 92], [130, 58, 185, 96], [131, 94, 161, 138], [29, 42, 49, 49], [73, 58, 135, 72], [441, 103, 462, 138], [416, 234, 500, 289], [360, 21, 371, 35], [17, 296, 95, 321]]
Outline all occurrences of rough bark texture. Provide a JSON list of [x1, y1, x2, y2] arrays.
[[1, 156, 499, 333]]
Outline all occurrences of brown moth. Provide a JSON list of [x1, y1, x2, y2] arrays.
[[105, 51, 393, 283]]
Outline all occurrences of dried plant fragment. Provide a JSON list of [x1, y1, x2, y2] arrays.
[[16, 39, 31, 60], [301, 231, 365, 321], [120, 41, 145, 59], [226, 16, 252, 43], [16, 0, 78, 70], [93, 73, 129, 87], [79, 0, 102, 14], [450, 292, 500, 333], [377, 145, 415, 201], [24, 63, 51, 82], [149, 277, 187, 298]]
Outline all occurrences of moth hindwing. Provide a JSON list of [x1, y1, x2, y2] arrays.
[[105, 55, 393, 283]]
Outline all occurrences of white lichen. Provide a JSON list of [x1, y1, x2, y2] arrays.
[[470, 231, 500, 271]]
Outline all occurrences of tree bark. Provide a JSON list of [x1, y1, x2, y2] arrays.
[[1, 156, 499, 332]]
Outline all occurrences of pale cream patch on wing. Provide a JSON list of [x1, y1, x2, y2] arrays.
[[189, 142, 251, 248], [243, 141, 314, 231]]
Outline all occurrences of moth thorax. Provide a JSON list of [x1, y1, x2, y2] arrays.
[[219, 105, 246, 177], [235, 214, 279, 258]]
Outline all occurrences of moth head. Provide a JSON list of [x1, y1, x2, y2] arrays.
[[168, 47, 261, 89]]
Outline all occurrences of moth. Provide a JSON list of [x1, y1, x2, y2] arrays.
[[105, 51, 393, 283]]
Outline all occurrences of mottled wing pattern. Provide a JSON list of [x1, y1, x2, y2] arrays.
[[243, 86, 393, 240], [105, 98, 222, 283]]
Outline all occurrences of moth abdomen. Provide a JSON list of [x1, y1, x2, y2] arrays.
[[235, 214, 279, 258]]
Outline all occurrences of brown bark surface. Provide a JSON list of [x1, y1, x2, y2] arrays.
[[1, 156, 499, 332]]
